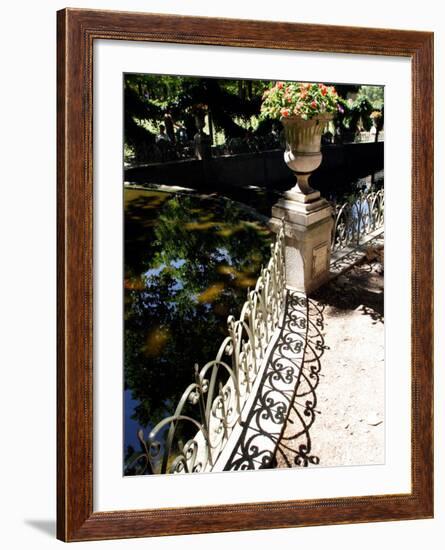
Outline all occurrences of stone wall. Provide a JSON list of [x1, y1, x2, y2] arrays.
[[124, 142, 384, 192]]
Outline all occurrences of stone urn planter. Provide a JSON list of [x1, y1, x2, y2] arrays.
[[281, 113, 333, 199], [261, 82, 339, 293], [193, 111, 211, 160], [194, 112, 205, 132]]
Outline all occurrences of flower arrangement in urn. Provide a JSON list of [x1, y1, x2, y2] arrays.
[[261, 82, 341, 197], [261, 81, 340, 120]]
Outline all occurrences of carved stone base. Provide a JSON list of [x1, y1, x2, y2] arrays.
[[270, 194, 333, 294], [284, 188, 320, 203]]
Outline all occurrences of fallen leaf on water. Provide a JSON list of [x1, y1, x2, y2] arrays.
[[124, 277, 146, 290], [217, 265, 237, 277], [234, 276, 257, 288], [144, 327, 170, 357], [197, 283, 225, 303], [184, 221, 218, 231]]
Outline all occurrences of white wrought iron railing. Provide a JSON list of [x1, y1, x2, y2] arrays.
[[127, 225, 286, 475], [331, 189, 384, 252]]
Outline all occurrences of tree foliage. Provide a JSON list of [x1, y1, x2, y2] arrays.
[[125, 75, 384, 158], [124, 74, 272, 151]]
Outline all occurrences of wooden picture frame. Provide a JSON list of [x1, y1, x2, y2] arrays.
[[57, 8, 434, 542]]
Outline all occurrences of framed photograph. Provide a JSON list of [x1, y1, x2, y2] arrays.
[[57, 8, 433, 542]]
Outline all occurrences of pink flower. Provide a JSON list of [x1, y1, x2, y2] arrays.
[[277, 82, 284, 89], [280, 108, 290, 117], [311, 100, 317, 108]]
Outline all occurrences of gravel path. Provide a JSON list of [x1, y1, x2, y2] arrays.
[[276, 258, 385, 468]]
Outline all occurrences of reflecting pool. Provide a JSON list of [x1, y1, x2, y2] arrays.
[[124, 188, 274, 470]]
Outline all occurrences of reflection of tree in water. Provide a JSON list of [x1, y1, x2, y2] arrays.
[[124, 190, 273, 451]]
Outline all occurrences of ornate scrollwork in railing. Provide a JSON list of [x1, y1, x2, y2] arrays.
[[126, 225, 286, 475], [331, 189, 384, 252]]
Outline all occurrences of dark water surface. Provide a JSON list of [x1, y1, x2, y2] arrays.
[[124, 187, 274, 464]]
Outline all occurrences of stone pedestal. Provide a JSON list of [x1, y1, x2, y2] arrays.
[[270, 189, 333, 294], [194, 131, 211, 160]]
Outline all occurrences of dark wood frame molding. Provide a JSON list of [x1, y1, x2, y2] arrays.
[[57, 8, 434, 542]]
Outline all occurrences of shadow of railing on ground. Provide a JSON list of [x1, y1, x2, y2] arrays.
[[273, 298, 327, 468], [222, 293, 328, 471], [315, 262, 384, 324]]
